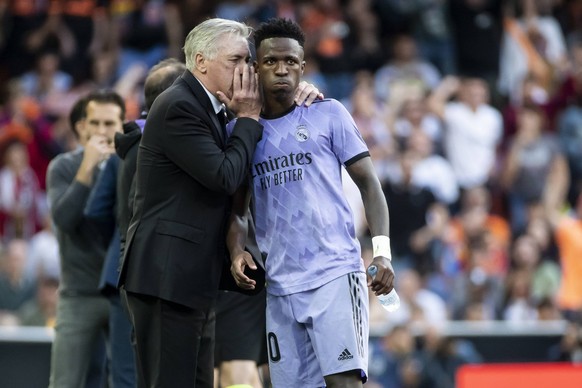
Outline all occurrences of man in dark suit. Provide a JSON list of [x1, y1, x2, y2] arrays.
[[82, 59, 188, 388], [118, 18, 264, 387]]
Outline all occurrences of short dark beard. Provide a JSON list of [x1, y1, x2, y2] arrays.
[[272, 89, 293, 105]]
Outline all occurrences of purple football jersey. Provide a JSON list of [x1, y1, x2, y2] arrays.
[[228, 99, 369, 295]]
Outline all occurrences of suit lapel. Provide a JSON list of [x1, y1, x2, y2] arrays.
[[181, 71, 226, 145]]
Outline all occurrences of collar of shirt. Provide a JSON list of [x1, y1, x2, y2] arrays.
[[196, 77, 225, 115]]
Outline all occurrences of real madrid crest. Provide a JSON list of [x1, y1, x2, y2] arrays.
[[295, 124, 309, 142]]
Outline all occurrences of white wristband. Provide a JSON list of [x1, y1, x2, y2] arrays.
[[372, 235, 392, 260]]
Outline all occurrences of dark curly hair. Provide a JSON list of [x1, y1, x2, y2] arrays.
[[253, 18, 305, 51]]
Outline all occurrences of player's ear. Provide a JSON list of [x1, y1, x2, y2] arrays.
[[301, 60, 306, 74], [195, 53, 207, 74]]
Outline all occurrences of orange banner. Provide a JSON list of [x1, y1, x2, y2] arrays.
[[457, 363, 582, 388]]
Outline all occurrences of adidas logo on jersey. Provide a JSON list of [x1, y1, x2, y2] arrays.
[[337, 348, 354, 361]]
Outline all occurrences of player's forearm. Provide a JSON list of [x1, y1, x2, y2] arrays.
[[226, 213, 249, 261], [348, 157, 390, 236], [362, 185, 390, 238]]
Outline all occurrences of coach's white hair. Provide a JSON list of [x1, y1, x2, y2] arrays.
[[183, 18, 252, 71]]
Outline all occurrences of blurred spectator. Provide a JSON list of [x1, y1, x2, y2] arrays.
[[410, 202, 460, 298], [448, 187, 511, 276], [387, 269, 449, 330], [19, 49, 73, 104], [0, 238, 36, 312], [110, 0, 183, 80], [38, 53, 117, 121], [499, 0, 568, 102], [0, 81, 37, 153], [525, 215, 559, 261], [503, 35, 582, 143], [107, 0, 184, 121], [346, 0, 385, 73], [503, 268, 538, 321], [510, 233, 560, 304], [501, 106, 568, 234], [344, 75, 395, 237], [174, 0, 218, 41], [392, 96, 443, 152], [463, 300, 490, 321], [558, 110, 582, 197], [501, 73, 550, 147], [0, 140, 44, 241], [347, 71, 395, 178], [562, 1, 582, 44], [450, 231, 506, 320], [45, 0, 110, 83], [0, 311, 20, 326], [548, 322, 582, 361], [449, 0, 504, 89], [302, 56, 328, 98], [111, 62, 148, 121], [0, 80, 62, 189], [43, 51, 148, 123], [26, 212, 60, 282], [417, 326, 481, 387], [17, 274, 59, 327], [406, 130, 459, 205], [371, 0, 413, 38], [382, 150, 437, 271], [558, 38, 582, 206], [390, 0, 455, 75], [536, 296, 562, 321], [298, 0, 354, 99], [0, 0, 52, 78], [428, 76, 503, 192], [215, 0, 262, 21], [368, 324, 424, 388], [544, 172, 582, 321], [374, 33, 441, 103], [46, 91, 121, 387]]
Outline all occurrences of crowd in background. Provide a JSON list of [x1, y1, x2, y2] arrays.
[[0, 0, 582, 386]]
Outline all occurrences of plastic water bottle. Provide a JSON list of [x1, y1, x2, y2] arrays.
[[367, 265, 400, 312]]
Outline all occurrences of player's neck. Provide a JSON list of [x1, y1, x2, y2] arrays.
[[262, 97, 295, 119]]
